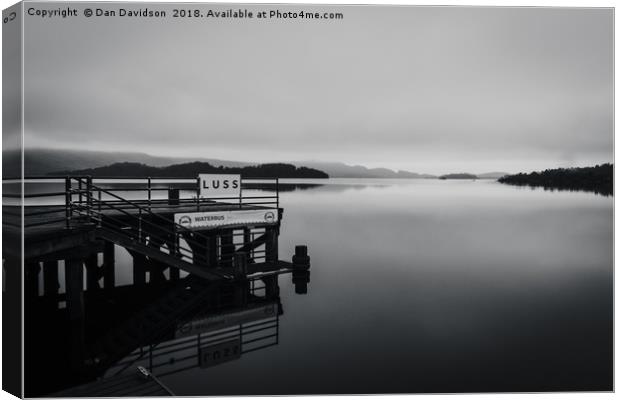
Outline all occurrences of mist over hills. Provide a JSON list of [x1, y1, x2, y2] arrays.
[[294, 161, 436, 179], [4, 148, 509, 179], [7, 148, 438, 178], [4, 148, 247, 176]]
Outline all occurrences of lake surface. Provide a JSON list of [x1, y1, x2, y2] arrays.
[[158, 178, 613, 394], [22, 178, 613, 394]]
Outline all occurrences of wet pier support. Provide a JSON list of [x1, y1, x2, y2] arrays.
[[43, 260, 59, 298], [131, 252, 147, 286], [65, 258, 85, 320], [207, 235, 218, 268], [65, 258, 86, 371], [265, 227, 279, 263], [85, 253, 100, 291], [233, 252, 248, 280], [168, 233, 180, 280], [232, 252, 249, 305], [263, 275, 279, 299], [103, 241, 115, 289], [220, 229, 235, 266], [25, 262, 41, 299]]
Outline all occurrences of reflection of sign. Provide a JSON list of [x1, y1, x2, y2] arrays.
[[199, 339, 241, 369], [199, 174, 240, 198], [174, 209, 279, 229], [175, 302, 278, 338]]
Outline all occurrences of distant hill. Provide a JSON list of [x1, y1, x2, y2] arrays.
[[52, 161, 329, 179], [296, 161, 436, 179], [4, 148, 249, 176], [439, 173, 478, 180], [7, 148, 437, 179], [498, 164, 613, 196], [477, 172, 509, 179]]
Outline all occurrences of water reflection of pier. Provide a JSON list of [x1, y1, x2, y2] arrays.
[[3, 176, 311, 397]]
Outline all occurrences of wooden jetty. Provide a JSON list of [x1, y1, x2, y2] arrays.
[[3, 175, 311, 397], [4, 175, 310, 293]]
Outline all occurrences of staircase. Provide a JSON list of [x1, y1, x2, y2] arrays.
[[68, 178, 235, 281]]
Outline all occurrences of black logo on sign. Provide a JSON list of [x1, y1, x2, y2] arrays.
[[179, 216, 192, 227], [264, 212, 275, 222]]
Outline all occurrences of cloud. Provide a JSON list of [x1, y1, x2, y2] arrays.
[[22, 5, 612, 173]]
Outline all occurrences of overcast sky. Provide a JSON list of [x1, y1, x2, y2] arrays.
[[22, 5, 612, 174]]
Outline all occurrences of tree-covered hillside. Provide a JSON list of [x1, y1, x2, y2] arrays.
[[53, 161, 329, 179]]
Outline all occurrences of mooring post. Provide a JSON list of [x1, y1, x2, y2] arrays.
[[103, 241, 115, 289], [292, 270, 310, 294], [43, 260, 59, 297], [291, 246, 310, 294], [292, 245, 310, 269]]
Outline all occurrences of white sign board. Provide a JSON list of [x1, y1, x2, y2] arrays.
[[174, 209, 278, 230], [199, 174, 241, 198]]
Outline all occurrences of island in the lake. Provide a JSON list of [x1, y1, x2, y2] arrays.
[[498, 164, 613, 196], [52, 161, 329, 179], [439, 173, 478, 180]]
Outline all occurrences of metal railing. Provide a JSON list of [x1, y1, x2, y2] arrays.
[[4, 175, 279, 234], [66, 177, 275, 268]]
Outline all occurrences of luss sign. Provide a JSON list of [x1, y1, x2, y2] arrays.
[[199, 174, 241, 198]]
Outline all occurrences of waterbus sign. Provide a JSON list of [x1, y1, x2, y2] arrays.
[[199, 174, 240, 198], [174, 209, 278, 230]]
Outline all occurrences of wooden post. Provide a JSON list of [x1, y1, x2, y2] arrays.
[[85, 252, 100, 290], [170, 233, 180, 280], [43, 260, 59, 296], [207, 234, 218, 268], [65, 177, 71, 229], [103, 241, 115, 289], [263, 275, 279, 299], [65, 258, 85, 321], [243, 228, 251, 256], [265, 227, 278, 264], [25, 262, 41, 299], [133, 254, 147, 286], [220, 229, 235, 267], [233, 252, 248, 280]]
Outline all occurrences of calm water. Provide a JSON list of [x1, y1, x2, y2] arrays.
[[22, 178, 613, 394], [157, 178, 612, 394]]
